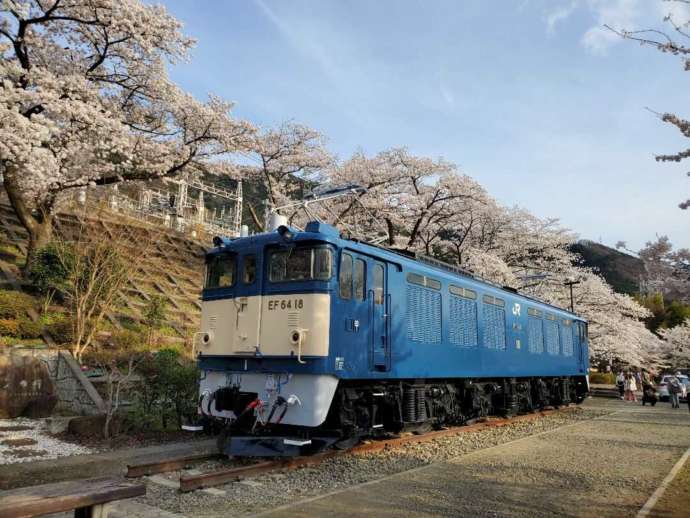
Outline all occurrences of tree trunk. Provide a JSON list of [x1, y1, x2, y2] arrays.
[[386, 219, 395, 246], [247, 202, 265, 232], [2, 165, 54, 271], [26, 216, 53, 269]]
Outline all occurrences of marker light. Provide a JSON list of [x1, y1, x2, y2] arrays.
[[277, 225, 295, 241]]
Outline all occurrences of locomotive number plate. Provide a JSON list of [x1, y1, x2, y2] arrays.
[[267, 298, 304, 310]]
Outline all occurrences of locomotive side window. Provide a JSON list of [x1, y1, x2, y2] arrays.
[[407, 272, 425, 286], [407, 273, 441, 290], [449, 285, 477, 300], [313, 248, 332, 279], [339, 253, 353, 299], [243, 255, 256, 284], [374, 264, 384, 304], [482, 294, 505, 307], [354, 258, 366, 301], [426, 278, 441, 290], [205, 253, 236, 289], [269, 246, 332, 282]]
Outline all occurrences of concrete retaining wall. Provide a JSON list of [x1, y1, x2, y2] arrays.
[[0, 348, 105, 417]]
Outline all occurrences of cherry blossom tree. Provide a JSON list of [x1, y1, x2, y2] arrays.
[[658, 319, 690, 368], [610, 1, 690, 210], [320, 147, 663, 365], [638, 235, 690, 303], [322, 148, 489, 250], [317, 149, 415, 242], [0, 0, 254, 266], [242, 123, 332, 230]]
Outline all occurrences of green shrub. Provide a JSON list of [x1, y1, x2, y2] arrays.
[[18, 318, 43, 339], [46, 317, 73, 344], [0, 319, 20, 337], [0, 290, 36, 319], [158, 326, 179, 338], [110, 329, 146, 350], [134, 348, 199, 429], [26, 243, 71, 296], [589, 372, 616, 385], [144, 295, 167, 331], [119, 317, 143, 333], [123, 400, 162, 432]]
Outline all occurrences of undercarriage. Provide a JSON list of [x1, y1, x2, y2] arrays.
[[205, 375, 588, 457]]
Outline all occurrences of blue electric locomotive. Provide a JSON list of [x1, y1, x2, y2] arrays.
[[197, 221, 589, 456]]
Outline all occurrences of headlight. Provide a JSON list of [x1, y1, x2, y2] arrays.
[[289, 329, 304, 345]]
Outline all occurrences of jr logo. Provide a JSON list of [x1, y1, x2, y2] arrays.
[[512, 303, 521, 317]]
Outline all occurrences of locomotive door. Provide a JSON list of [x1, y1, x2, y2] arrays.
[[576, 321, 587, 373], [369, 261, 390, 371]]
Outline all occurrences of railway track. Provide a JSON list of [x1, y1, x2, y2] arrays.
[[126, 406, 575, 493]]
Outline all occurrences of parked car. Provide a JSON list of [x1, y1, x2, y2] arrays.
[[657, 374, 689, 402]]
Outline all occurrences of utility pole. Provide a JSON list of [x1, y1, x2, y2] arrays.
[[564, 279, 581, 312]]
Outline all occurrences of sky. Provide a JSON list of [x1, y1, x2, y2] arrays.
[[160, 0, 690, 251]]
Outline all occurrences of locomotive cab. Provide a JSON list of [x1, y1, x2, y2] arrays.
[[199, 240, 333, 360], [197, 223, 343, 454]]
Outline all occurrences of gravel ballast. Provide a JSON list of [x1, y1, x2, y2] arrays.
[[0, 418, 93, 465], [141, 407, 609, 517]]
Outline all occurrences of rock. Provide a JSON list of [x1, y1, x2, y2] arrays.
[[237, 479, 263, 488], [45, 416, 74, 434], [0, 351, 57, 418], [68, 415, 120, 437]]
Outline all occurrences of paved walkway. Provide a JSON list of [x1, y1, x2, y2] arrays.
[[261, 399, 690, 518]]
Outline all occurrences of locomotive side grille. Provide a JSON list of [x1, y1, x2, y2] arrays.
[[449, 295, 478, 347], [545, 320, 560, 355], [209, 315, 217, 330], [528, 317, 544, 354], [406, 285, 442, 343], [483, 305, 506, 350], [560, 324, 574, 356]]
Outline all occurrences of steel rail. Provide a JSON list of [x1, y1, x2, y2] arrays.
[[177, 407, 574, 492], [126, 452, 223, 478]]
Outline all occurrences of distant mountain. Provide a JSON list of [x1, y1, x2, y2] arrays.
[[570, 240, 645, 295]]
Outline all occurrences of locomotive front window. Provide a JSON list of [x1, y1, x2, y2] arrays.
[[243, 255, 256, 284], [269, 246, 332, 282], [339, 253, 353, 299], [354, 258, 366, 301], [374, 264, 384, 304], [205, 253, 236, 289]]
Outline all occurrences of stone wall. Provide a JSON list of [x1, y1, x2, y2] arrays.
[[0, 348, 105, 417]]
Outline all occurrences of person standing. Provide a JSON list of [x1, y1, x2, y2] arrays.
[[641, 369, 656, 406], [676, 372, 687, 401], [624, 373, 637, 402], [668, 375, 682, 409], [616, 371, 625, 400]]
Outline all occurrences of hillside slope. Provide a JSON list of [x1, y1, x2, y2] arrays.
[[571, 240, 644, 295], [0, 197, 205, 346]]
